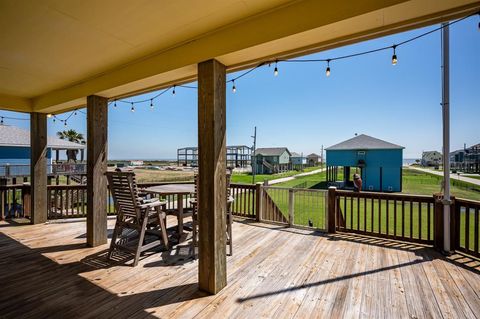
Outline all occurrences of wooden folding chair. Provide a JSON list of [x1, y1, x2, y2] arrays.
[[191, 171, 234, 257], [106, 171, 168, 266]]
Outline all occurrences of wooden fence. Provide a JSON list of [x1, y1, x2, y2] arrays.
[[453, 198, 480, 258], [1, 182, 259, 220], [259, 186, 328, 229], [3, 181, 480, 260], [333, 189, 435, 244], [229, 183, 258, 219]]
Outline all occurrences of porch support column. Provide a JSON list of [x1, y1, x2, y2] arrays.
[[197, 59, 227, 294], [30, 113, 47, 224], [86, 95, 108, 247]]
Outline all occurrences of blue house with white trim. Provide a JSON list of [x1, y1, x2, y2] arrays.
[[326, 134, 404, 192], [0, 125, 86, 177]]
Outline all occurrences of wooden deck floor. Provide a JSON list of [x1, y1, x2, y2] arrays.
[[0, 217, 479, 318]]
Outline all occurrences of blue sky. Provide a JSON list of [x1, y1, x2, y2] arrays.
[[1, 16, 478, 159]]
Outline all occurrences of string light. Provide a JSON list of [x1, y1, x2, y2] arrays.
[[0, 117, 3, 125], [225, 13, 476, 86], [16, 11, 467, 116], [64, 121, 67, 127], [53, 118, 56, 123], [392, 45, 398, 65]]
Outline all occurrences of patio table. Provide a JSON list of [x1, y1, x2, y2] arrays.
[[143, 183, 195, 242]]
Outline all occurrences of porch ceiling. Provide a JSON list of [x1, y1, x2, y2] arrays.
[[0, 0, 479, 113]]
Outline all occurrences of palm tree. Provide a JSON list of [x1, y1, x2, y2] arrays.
[[57, 129, 85, 162]]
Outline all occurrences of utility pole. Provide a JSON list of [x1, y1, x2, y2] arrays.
[[321, 144, 324, 167], [441, 22, 451, 254], [251, 126, 257, 184]]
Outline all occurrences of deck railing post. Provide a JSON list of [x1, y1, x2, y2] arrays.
[[255, 182, 262, 222], [434, 194, 456, 253], [288, 189, 294, 227], [327, 186, 337, 233]]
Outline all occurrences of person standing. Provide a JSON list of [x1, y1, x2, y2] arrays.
[[353, 173, 362, 192]]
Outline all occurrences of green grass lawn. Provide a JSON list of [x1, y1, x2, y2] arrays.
[[230, 166, 322, 184]]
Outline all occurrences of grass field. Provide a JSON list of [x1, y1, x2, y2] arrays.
[[133, 168, 193, 183], [230, 166, 322, 184]]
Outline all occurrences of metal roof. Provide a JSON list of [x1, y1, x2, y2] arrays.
[[326, 134, 404, 151], [254, 147, 290, 156], [307, 153, 320, 157], [0, 125, 86, 150], [290, 152, 303, 157]]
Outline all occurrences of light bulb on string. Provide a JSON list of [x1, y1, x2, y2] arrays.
[[47, 113, 52, 118], [150, 99, 154, 110], [172, 85, 176, 95], [53, 117, 56, 123], [114, 99, 117, 108], [232, 80, 236, 93], [274, 60, 278, 76], [391, 45, 398, 65], [64, 121, 67, 128], [131, 102, 135, 112], [326, 60, 331, 77], [0, 117, 3, 125], [74, 110, 77, 116]]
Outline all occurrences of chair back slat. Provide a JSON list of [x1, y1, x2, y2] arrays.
[[106, 171, 142, 219]]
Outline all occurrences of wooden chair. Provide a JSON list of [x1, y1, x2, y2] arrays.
[[106, 171, 169, 266], [191, 171, 234, 257]]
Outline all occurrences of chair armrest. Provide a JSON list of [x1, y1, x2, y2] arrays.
[[139, 200, 167, 209]]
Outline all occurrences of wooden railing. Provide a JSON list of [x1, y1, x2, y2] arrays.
[[259, 186, 327, 229], [229, 183, 258, 219], [453, 198, 480, 258], [333, 190, 435, 244], [47, 184, 87, 219], [4, 180, 480, 260], [0, 184, 28, 219], [1, 181, 256, 220]]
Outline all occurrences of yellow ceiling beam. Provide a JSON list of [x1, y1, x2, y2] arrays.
[[32, 0, 409, 112], [0, 94, 32, 112], [21, 0, 480, 113]]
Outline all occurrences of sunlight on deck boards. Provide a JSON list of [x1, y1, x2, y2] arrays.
[[0, 218, 479, 318]]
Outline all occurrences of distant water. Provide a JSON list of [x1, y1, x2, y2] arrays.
[[403, 158, 420, 166]]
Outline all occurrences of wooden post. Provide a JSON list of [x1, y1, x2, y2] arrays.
[[433, 196, 444, 251], [288, 189, 294, 226], [327, 186, 337, 233], [30, 113, 48, 224], [197, 59, 227, 294], [87, 95, 108, 247], [433, 194, 456, 253], [255, 182, 262, 222]]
